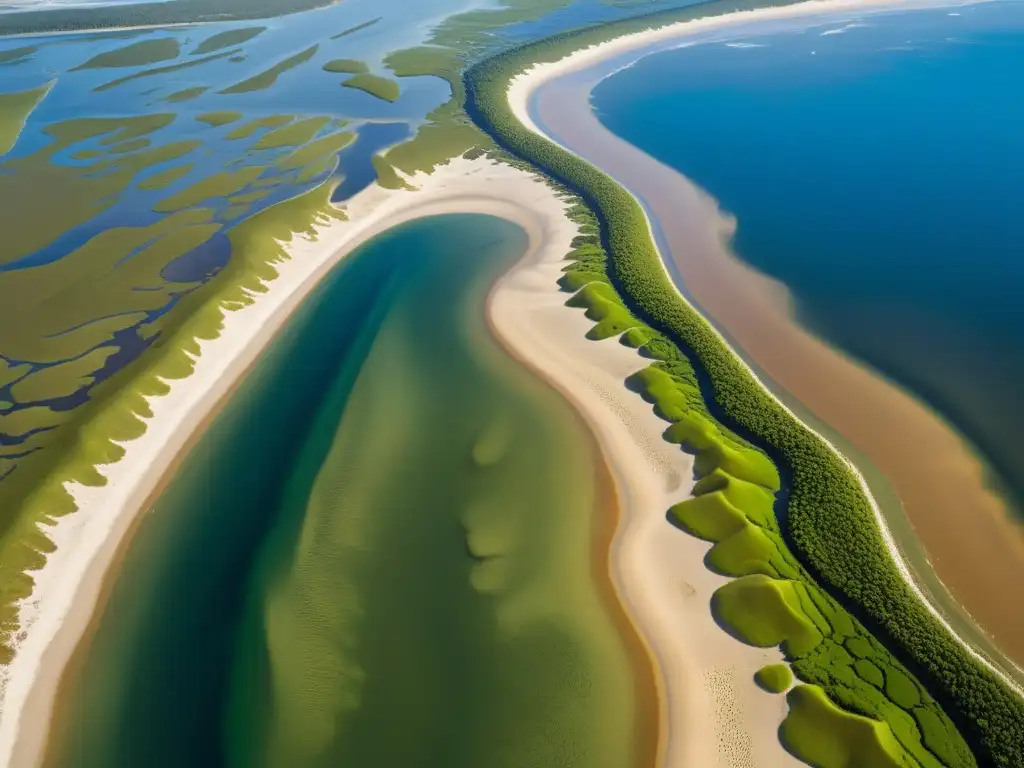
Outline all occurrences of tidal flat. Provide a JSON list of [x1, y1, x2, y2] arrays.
[[44, 214, 647, 768]]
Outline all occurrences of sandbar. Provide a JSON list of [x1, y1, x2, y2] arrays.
[[508, 0, 1024, 681]]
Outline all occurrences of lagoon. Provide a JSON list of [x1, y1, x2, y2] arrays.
[[44, 213, 644, 768]]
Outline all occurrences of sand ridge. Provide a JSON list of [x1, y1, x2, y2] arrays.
[[487, 198, 799, 767], [0, 158, 628, 768], [505, 0, 1023, 695]]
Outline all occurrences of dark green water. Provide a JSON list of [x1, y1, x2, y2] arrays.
[[48, 214, 639, 768]]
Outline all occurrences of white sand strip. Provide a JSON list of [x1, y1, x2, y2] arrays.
[[505, 0, 1023, 701], [0, 158, 606, 768], [487, 199, 799, 768]]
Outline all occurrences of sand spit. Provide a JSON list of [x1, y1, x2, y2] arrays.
[[0, 158, 649, 768], [488, 201, 799, 768], [507, 0, 1024, 690], [0, 148, 805, 768]]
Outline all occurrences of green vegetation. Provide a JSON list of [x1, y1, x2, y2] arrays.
[[756, 663, 793, 694], [94, 49, 238, 93], [72, 38, 180, 70], [250, 117, 330, 150], [0, 115, 188, 268], [0, 83, 51, 156], [0, 176, 345, 663], [164, 86, 208, 103], [714, 575, 823, 657], [322, 58, 368, 74], [464, 7, 1024, 765], [196, 111, 242, 127], [191, 26, 265, 55], [276, 129, 353, 170], [0, 0, 335, 36], [219, 44, 318, 94], [225, 115, 293, 140], [377, 45, 492, 180], [341, 73, 400, 103], [331, 16, 382, 40], [154, 166, 264, 212], [782, 684, 916, 767], [0, 46, 37, 65], [137, 162, 193, 190], [547, 199, 966, 767], [9, 347, 119, 403]]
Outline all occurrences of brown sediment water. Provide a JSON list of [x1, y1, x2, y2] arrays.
[[533, 70, 1024, 668]]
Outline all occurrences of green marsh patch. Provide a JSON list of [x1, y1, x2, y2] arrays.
[[154, 166, 264, 211], [755, 663, 793, 694], [250, 117, 330, 150], [164, 86, 208, 103], [196, 111, 242, 127], [322, 58, 368, 74], [219, 44, 318, 94], [191, 26, 265, 55], [277, 130, 354, 171], [94, 49, 239, 93], [331, 16, 381, 40], [341, 73, 400, 102], [0, 82, 51, 156], [73, 38, 180, 70], [781, 685, 917, 767]]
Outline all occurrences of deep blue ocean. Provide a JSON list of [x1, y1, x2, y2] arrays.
[[592, 0, 1024, 518]]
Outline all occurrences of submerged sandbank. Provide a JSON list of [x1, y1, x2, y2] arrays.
[[44, 212, 649, 768], [0, 159, 648, 768], [509, 0, 1024, 677]]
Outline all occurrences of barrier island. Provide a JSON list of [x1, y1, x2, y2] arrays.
[[464, 2, 1024, 766]]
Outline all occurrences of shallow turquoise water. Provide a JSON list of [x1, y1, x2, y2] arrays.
[[48, 213, 640, 768], [592, 0, 1024, 518]]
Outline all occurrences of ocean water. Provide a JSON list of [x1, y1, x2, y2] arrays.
[[591, 0, 1024, 519], [46, 214, 640, 768]]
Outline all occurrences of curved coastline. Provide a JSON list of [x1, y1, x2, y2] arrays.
[[485, 191, 801, 767], [466, 1, 1024, 763], [505, 0, 1024, 689], [0, 159, 659, 768], [3, 4, 1023, 768], [517, 0, 1024, 678]]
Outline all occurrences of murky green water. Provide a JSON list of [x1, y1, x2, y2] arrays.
[[48, 213, 642, 768]]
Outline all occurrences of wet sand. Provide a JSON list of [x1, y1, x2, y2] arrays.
[[487, 190, 802, 768], [529, 29, 1024, 670]]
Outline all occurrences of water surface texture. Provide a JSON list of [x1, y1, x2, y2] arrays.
[[592, 0, 1024, 520], [47, 214, 641, 768]]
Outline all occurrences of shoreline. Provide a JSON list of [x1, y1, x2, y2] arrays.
[[483, 260, 660, 768], [504, 0, 1024, 691], [485, 183, 800, 767], [0, 158, 636, 768], [4, 151, 808, 768]]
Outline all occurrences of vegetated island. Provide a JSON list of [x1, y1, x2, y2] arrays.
[[341, 73, 401, 103], [464, 2, 1024, 767]]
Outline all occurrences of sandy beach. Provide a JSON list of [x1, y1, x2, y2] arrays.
[[487, 188, 799, 768], [0, 150, 801, 768], [0, 158, 665, 768], [4, 1, 1021, 765], [506, 0, 1024, 692]]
